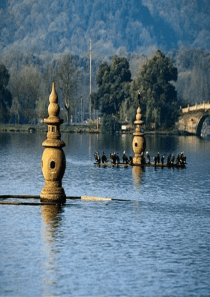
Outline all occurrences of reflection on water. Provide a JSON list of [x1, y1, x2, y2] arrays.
[[178, 135, 203, 151], [145, 135, 179, 155], [41, 205, 63, 236], [132, 165, 144, 188], [41, 205, 63, 296]]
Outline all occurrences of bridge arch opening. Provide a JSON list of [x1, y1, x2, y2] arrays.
[[196, 114, 210, 136]]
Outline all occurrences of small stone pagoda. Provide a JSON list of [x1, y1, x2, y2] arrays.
[[40, 83, 66, 203], [132, 92, 146, 165]]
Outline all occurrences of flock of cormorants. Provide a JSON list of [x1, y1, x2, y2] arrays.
[[94, 151, 187, 167], [94, 151, 133, 165], [145, 151, 187, 167]]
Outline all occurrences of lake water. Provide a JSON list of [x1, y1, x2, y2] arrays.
[[0, 132, 210, 296]]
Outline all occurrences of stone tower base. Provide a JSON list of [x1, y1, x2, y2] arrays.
[[40, 181, 66, 203]]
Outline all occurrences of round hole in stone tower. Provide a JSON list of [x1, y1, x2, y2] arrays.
[[135, 143, 138, 147], [50, 161, 56, 169]]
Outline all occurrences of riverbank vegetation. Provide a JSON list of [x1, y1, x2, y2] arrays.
[[0, 47, 210, 133]]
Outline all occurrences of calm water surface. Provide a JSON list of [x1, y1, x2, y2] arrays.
[[0, 132, 210, 296]]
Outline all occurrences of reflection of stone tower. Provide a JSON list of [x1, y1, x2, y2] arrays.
[[40, 83, 66, 203], [41, 204, 62, 296], [132, 166, 143, 188], [41, 205, 62, 227], [132, 92, 146, 165]]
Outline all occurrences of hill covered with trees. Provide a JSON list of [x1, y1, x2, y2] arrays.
[[0, 0, 209, 56], [0, 0, 209, 126]]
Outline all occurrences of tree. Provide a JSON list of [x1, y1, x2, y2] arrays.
[[9, 65, 42, 124], [92, 55, 131, 116], [57, 54, 81, 124], [132, 50, 178, 128], [175, 47, 210, 106], [0, 64, 12, 123], [10, 96, 20, 124], [101, 115, 121, 134]]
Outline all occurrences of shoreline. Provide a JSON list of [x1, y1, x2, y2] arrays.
[[0, 124, 193, 136]]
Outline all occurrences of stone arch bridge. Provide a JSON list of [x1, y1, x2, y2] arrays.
[[177, 103, 210, 135]]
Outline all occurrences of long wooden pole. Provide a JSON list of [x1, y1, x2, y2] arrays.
[[0, 195, 127, 204]]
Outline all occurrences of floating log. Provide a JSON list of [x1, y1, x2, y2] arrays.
[[0, 195, 40, 199], [81, 196, 112, 201], [0, 195, 81, 199], [0, 201, 63, 206]]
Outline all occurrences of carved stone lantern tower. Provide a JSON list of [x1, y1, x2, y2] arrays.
[[40, 83, 66, 203], [132, 92, 146, 165]]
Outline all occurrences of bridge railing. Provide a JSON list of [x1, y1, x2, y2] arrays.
[[182, 102, 210, 113]]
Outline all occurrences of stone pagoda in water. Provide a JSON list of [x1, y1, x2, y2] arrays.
[[132, 92, 146, 165], [40, 83, 66, 203]]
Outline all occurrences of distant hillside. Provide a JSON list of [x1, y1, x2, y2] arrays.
[[0, 0, 209, 57], [0, 0, 210, 120]]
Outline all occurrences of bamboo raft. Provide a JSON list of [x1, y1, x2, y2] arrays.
[[94, 162, 186, 168]]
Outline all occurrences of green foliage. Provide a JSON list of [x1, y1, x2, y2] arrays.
[[119, 79, 141, 123], [92, 55, 131, 116], [9, 65, 42, 124], [0, 0, 209, 56], [119, 97, 137, 123], [56, 54, 81, 124], [10, 96, 21, 124], [175, 47, 210, 106], [132, 50, 178, 128], [35, 96, 48, 122], [0, 64, 12, 123], [101, 115, 121, 134], [0, 64, 9, 90]]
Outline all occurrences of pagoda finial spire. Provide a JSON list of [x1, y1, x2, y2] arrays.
[[48, 82, 60, 119], [49, 82, 58, 103], [135, 91, 143, 124]]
